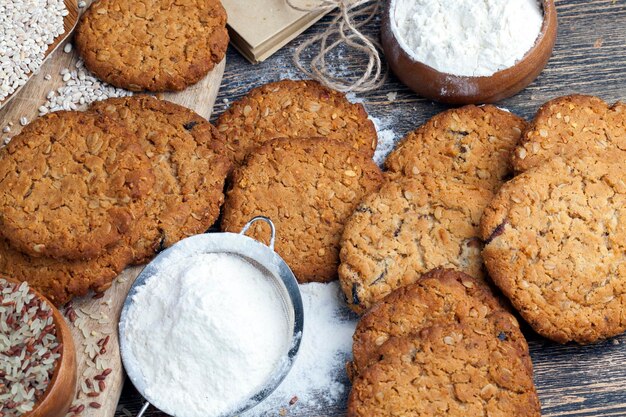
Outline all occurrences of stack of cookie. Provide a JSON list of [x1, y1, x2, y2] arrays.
[[347, 269, 541, 416], [217, 80, 384, 283], [334, 104, 540, 414], [0, 96, 230, 305], [339, 105, 527, 312], [481, 95, 626, 344]]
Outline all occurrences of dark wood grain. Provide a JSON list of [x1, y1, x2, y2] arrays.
[[117, 0, 626, 415]]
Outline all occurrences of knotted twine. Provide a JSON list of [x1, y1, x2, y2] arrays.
[[285, 0, 387, 93]]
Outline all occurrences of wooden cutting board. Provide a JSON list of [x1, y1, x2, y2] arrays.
[[0, 2, 226, 416]]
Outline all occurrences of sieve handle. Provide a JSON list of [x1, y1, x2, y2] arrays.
[[239, 216, 276, 250], [136, 402, 150, 417]]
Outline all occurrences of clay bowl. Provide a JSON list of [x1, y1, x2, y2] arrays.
[[3, 278, 77, 417], [381, 0, 558, 104]]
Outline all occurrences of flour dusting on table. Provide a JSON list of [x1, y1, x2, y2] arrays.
[[371, 116, 398, 166], [244, 282, 357, 416]]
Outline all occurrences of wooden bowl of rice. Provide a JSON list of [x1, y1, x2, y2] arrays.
[[1, 277, 76, 417]]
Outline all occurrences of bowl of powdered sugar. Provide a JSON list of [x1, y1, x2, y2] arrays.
[[382, 0, 557, 104], [118, 216, 303, 417]]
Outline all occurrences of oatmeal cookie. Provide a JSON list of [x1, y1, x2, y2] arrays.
[[349, 269, 530, 378], [481, 154, 626, 343], [385, 105, 526, 192], [348, 321, 541, 417], [512, 95, 626, 172], [0, 238, 132, 306], [339, 174, 493, 314], [90, 96, 231, 263], [0, 111, 154, 261], [221, 137, 383, 283], [215, 80, 377, 164], [75, 0, 228, 91]]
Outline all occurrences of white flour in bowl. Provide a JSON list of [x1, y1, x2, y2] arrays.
[[122, 253, 290, 417], [391, 0, 544, 77]]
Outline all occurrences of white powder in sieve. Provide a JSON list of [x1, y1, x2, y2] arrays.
[[122, 253, 290, 417], [244, 282, 358, 416], [391, 0, 544, 77]]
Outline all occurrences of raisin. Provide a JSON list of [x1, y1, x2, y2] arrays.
[[486, 220, 508, 244], [394, 219, 404, 237], [183, 121, 198, 131], [372, 268, 387, 285], [352, 284, 360, 305]]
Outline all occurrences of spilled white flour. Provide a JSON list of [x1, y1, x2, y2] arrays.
[[371, 116, 398, 166], [391, 0, 544, 76], [123, 253, 290, 417], [243, 282, 358, 416], [345, 92, 398, 167]]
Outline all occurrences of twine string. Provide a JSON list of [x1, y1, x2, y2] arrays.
[[286, 0, 387, 93]]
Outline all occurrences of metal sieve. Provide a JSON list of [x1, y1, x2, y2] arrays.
[[118, 216, 304, 417]]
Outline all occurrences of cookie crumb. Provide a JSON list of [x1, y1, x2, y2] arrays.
[[594, 37, 604, 48]]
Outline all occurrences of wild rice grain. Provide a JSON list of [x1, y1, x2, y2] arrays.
[[0, 278, 60, 416]]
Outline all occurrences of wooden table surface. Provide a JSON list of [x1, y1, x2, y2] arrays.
[[117, 0, 626, 416]]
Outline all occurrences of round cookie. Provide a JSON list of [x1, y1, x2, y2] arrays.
[[339, 174, 493, 314], [215, 80, 378, 164], [481, 154, 626, 344], [512, 95, 626, 172], [0, 111, 154, 261], [349, 269, 530, 378], [348, 322, 541, 417], [75, 0, 228, 92], [221, 137, 383, 283], [90, 96, 231, 263], [0, 237, 132, 306], [384, 105, 527, 192]]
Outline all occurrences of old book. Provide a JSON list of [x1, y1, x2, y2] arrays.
[[222, 0, 333, 63]]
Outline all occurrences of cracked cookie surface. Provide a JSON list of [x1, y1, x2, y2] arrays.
[[0, 111, 154, 261], [348, 321, 540, 417], [75, 0, 228, 91], [349, 269, 530, 379], [481, 154, 626, 343], [512, 95, 626, 173], [221, 137, 383, 283], [385, 105, 526, 192], [215, 80, 377, 165], [0, 237, 133, 306], [90, 96, 231, 263], [339, 174, 493, 314]]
